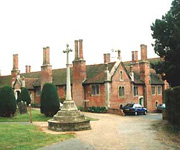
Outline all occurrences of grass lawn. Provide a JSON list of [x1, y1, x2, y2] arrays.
[[0, 123, 74, 150], [0, 108, 98, 122], [0, 108, 51, 122]]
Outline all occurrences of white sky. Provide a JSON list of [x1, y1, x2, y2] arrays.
[[0, 0, 172, 75]]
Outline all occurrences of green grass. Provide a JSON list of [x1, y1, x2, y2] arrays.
[[0, 108, 51, 122], [0, 123, 74, 150], [0, 108, 98, 122]]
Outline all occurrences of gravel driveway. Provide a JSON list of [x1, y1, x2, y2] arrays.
[[38, 112, 179, 150]]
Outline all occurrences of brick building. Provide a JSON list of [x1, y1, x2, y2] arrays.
[[0, 40, 168, 112]]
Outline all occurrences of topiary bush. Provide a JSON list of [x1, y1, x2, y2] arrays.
[[0, 86, 16, 117], [87, 106, 107, 113], [40, 83, 60, 117], [17, 87, 31, 106]]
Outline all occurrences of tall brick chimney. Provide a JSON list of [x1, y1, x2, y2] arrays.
[[75, 40, 78, 60], [41, 46, 52, 89], [11, 54, 20, 86], [141, 44, 147, 61], [79, 39, 83, 59], [132, 51, 138, 62], [29, 66, 31, 72], [104, 53, 110, 64], [139, 44, 151, 110], [25, 65, 31, 73], [13, 54, 19, 71], [72, 39, 86, 107]]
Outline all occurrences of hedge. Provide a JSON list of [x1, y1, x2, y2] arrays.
[[87, 106, 107, 113], [40, 83, 60, 117], [0, 86, 16, 117], [165, 86, 180, 127]]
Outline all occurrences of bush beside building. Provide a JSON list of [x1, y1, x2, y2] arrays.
[[165, 87, 180, 127]]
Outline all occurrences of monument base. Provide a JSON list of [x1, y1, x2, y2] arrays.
[[48, 100, 91, 132]]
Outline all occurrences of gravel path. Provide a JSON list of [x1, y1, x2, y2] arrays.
[[37, 112, 179, 150]]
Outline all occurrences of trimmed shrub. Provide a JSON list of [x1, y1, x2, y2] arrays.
[[165, 86, 180, 127], [87, 106, 107, 113], [17, 87, 31, 106], [40, 83, 60, 117], [0, 86, 16, 117]]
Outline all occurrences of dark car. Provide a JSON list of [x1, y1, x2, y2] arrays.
[[122, 103, 147, 115], [157, 103, 166, 112]]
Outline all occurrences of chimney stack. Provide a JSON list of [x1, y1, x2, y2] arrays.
[[26, 65, 29, 73], [29, 66, 31, 72], [132, 51, 138, 62], [75, 40, 79, 60], [13, 54, 19, 70], [135, 51, 138, 62], [79, 39, 83, 59], [104, 53, 110, 64], [141, 44, 147, 61], [132, 51, 135, 62], [117, 50, 121, 60], [43, 47, 50, 65], [25, 65, 31, 73]]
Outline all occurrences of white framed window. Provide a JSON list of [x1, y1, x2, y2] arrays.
[[133, 86, 138, 96], [120, 70, 123, 81], [119, 86, 124, 97], [157, 86, 161, 95], [152, 86, 155, 95], [91, 84, 100, 95]]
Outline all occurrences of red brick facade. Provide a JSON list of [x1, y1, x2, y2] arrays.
[[3, 40, 168, 112]]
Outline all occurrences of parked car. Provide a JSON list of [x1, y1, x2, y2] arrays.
[[122, 103, 147, 115], [157, 103, 166, 112]]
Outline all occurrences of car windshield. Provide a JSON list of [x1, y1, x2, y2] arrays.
[[124, 104, 134, 107]]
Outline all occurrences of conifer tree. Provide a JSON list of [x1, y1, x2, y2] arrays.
[[0, 86, 16, 117], [17, 87, 31, 106], [40, 83, 60, 117]]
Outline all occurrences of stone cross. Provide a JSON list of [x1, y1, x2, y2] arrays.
[[63, 44, 72, 101]]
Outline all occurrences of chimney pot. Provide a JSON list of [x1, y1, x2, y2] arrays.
[[29, 66, 31, 72], [43, 47, 50, 65], [141, 44, 147, 61], [13, 54, 19, 70], [104, 53, 110, 64], [75, 40, 79, 60], [79, 39, 83, 59]]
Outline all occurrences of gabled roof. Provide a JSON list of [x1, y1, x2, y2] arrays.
[[84, 62, 115, 84], [0, 57, 163, 89]]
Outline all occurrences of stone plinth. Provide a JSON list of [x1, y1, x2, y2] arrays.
[[48, 100, 91, 132]]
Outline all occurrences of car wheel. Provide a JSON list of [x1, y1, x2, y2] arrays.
[[134, 111, 138, 116], [144, 111, 147, 115]]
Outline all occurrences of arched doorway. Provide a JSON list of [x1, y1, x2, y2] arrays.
[[138, 96, 144, 107]]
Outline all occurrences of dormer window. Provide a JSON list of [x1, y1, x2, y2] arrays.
[[120, 71, 123, 81]]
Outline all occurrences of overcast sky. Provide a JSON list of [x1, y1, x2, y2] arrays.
[[0, 0, 172, 75]]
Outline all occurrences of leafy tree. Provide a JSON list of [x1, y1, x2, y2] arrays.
[[151, 0, 180, 87], [40, 83, 60, 117], [0, 86, 16, 117], [17, 87, 31, 106]]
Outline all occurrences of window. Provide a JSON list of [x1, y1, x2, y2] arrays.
[[91, 85, 100, 95], [120, 71, 123, 81], [157, 86, 161, 95], [119, 86, 124, 97], [133, 86, 138, 96], [152, 86, 155, 95]]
